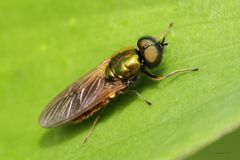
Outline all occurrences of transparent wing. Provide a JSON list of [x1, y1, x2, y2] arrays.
[[39, 59, 127, 128]]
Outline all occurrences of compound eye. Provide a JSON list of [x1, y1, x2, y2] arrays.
[[137, 37, 156, 51], [143, 45, 161, 69], [137, 36, 162, 69], [144, 46, 158, 64]]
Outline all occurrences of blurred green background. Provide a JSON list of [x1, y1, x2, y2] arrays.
[[0, 0, 240, 160]]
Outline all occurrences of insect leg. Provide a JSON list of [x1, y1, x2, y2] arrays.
[[125, 90, 152, 105], [83, 112, 102, 144], [143, 68, 198, 81]]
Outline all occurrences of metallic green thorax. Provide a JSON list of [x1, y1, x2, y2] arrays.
[[105, 49, 141, 80]]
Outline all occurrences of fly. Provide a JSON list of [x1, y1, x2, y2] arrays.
[[39, 23, 198, 143]]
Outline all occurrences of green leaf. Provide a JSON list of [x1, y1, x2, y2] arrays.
[[0, 0, 240, 160]]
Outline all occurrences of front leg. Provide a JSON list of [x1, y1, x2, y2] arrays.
[[142, 68, 198, 81]]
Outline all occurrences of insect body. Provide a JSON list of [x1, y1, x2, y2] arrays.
[[39, 24, 198, 142]]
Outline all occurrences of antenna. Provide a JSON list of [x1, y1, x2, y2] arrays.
[[157, 22, 174, 41]]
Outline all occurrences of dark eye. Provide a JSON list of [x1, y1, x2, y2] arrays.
[[137, 36, 163, 69], [137, 36, 156, 51], [143, 45, 162, 69]]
